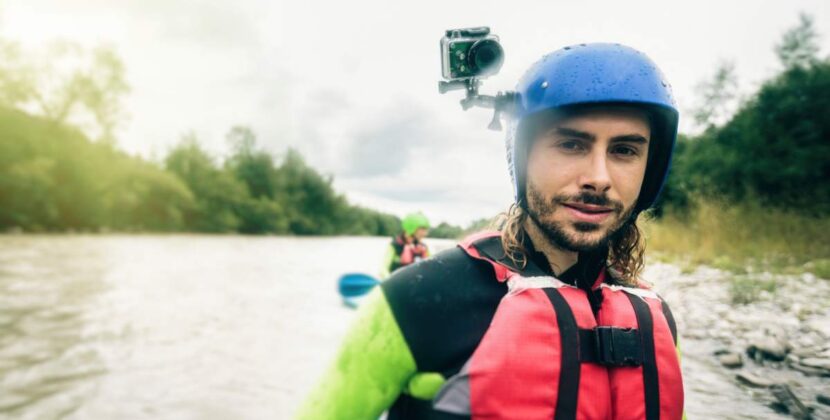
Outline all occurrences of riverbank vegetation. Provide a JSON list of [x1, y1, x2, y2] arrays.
[[0, 107, 399, 235], [645, 14, 829, 277], [645, 199, 830, 275]]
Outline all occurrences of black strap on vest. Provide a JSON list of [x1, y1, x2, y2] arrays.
[[626, 293, 661, 420], [661, 300, 678, 345], [578, 327, 643, 366], [543, 288, 580, 420], [472, 235, 549, 277]]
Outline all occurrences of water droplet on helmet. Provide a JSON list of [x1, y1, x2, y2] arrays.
[[541, 81, 548, 89]]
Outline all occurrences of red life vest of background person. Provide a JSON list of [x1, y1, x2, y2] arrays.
[[392, 234, 429, 267], [431, 232, 684, 420], [384, 212, 431, 277]]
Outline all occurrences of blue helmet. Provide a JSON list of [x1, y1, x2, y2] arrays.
[[506, 43, 679, 214]]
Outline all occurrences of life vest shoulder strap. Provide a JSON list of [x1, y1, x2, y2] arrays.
[[459, 231, 553, 281], [458, 231, 513, 282]]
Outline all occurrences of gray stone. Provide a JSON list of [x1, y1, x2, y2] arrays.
[[747, 336, 789, 362], [808, 318, 830, 338], [800, 358, 830, 371], [770, 384, 811, 419], [793, 346, 823, 359], [790, 363, 830, 377], [718, 352, 744, 368], [684, 329, 707, 340], [787, 354, 801, 365], [764, 324, 790, 343], [795, 332, 819, 349], [736, 372, 777, 388]]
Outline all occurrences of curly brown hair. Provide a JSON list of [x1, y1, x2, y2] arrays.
[[493, 203, 645, 286]]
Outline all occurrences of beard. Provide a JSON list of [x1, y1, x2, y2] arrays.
[[525, 182, 634, 253]]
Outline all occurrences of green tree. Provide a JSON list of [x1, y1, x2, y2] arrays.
[[775, 13, 820, 70], [0, 39, 129, 143], [430, 222, 463, 239], [101, 159, 195, 231], [692, 60, 740, 129], [0, 106, 196, 232], [278, 149, 352, 234], [165, 134, 249, 232], [224, 126, 289, 233], [0, 40, 36, 108], [226, 126, 279, 200], [662, 61, 830, 215]]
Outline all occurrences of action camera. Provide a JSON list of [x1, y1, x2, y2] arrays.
[[440, 27, 504, 81]]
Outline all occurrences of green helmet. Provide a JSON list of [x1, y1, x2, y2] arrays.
[[402, 212, 430, 236]]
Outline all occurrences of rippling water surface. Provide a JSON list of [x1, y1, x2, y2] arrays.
[[0, 235, 789, 419]]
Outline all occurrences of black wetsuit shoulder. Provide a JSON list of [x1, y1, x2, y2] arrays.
[[380, 245, 507, 375]]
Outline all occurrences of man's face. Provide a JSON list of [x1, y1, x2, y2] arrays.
[[413, 227, 428, 241], [525, 107, 650, 252]]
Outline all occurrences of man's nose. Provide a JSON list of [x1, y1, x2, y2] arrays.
[[578, 151, 612, 193]]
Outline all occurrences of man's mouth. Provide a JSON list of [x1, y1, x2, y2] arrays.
[[562, 202, 615, 224]]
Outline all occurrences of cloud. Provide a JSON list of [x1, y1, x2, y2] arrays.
[[343, 100, 447, 177], [149, 2, 260, 49], [329, 97, 515, 224]]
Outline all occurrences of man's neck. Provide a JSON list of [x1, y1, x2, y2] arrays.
[[523, 218, 578, 277]]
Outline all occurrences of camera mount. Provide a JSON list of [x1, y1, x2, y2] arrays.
[[438, 78, 517, 131]]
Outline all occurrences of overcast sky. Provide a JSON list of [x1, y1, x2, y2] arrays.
[[1, 0, 828, 225]]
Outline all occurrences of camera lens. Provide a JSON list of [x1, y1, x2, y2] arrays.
[[468, 39, 504, 77]]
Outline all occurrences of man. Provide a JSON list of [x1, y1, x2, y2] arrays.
[[298, 43, 683, 420], [380, 212, 431, 279]]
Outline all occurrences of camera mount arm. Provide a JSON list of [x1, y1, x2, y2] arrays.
[[438, 78, 517, 131]]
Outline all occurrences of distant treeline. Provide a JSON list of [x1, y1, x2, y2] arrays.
[[0, 110, 400, 235], [657, 14, 829, 217]]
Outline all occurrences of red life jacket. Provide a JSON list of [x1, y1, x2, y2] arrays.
[[433, 232, 684, 420], [395, 235, 429, 266]]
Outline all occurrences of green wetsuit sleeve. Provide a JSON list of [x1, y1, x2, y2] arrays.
[[295, 289, 417, 420], [677, 337, 686, 420], [379, 244, 397, 279]]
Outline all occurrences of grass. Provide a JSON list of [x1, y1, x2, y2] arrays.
[[643, 199, 830, 278], [728, 276, 779, 305]]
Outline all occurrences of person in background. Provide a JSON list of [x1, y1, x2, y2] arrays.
[[380, 212, 430, 278]]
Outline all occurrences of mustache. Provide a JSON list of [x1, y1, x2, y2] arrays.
[[551, 192, 624, 212]]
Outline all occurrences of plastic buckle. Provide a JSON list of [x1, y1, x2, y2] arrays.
[[595, 326, 643, 367]]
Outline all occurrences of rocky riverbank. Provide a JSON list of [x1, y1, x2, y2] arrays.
[[648, 263, 830, 419]]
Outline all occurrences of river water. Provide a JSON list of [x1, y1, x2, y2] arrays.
[[0, 235, 796, 419]]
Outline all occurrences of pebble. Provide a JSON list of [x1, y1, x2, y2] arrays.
[[719, 352, 744, 369], [808, 318, 830, 338], [736, 372, 777, 388], [800, 358, 830, 371], [790, 363, 829, 377], [747, 336, 789, 362], [769, 384, 811, 419], [793, 346, 823, 359]]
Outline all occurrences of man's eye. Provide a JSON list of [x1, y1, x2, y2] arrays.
[[557, 140, 584, 151], [612, 146, 638, 156]]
